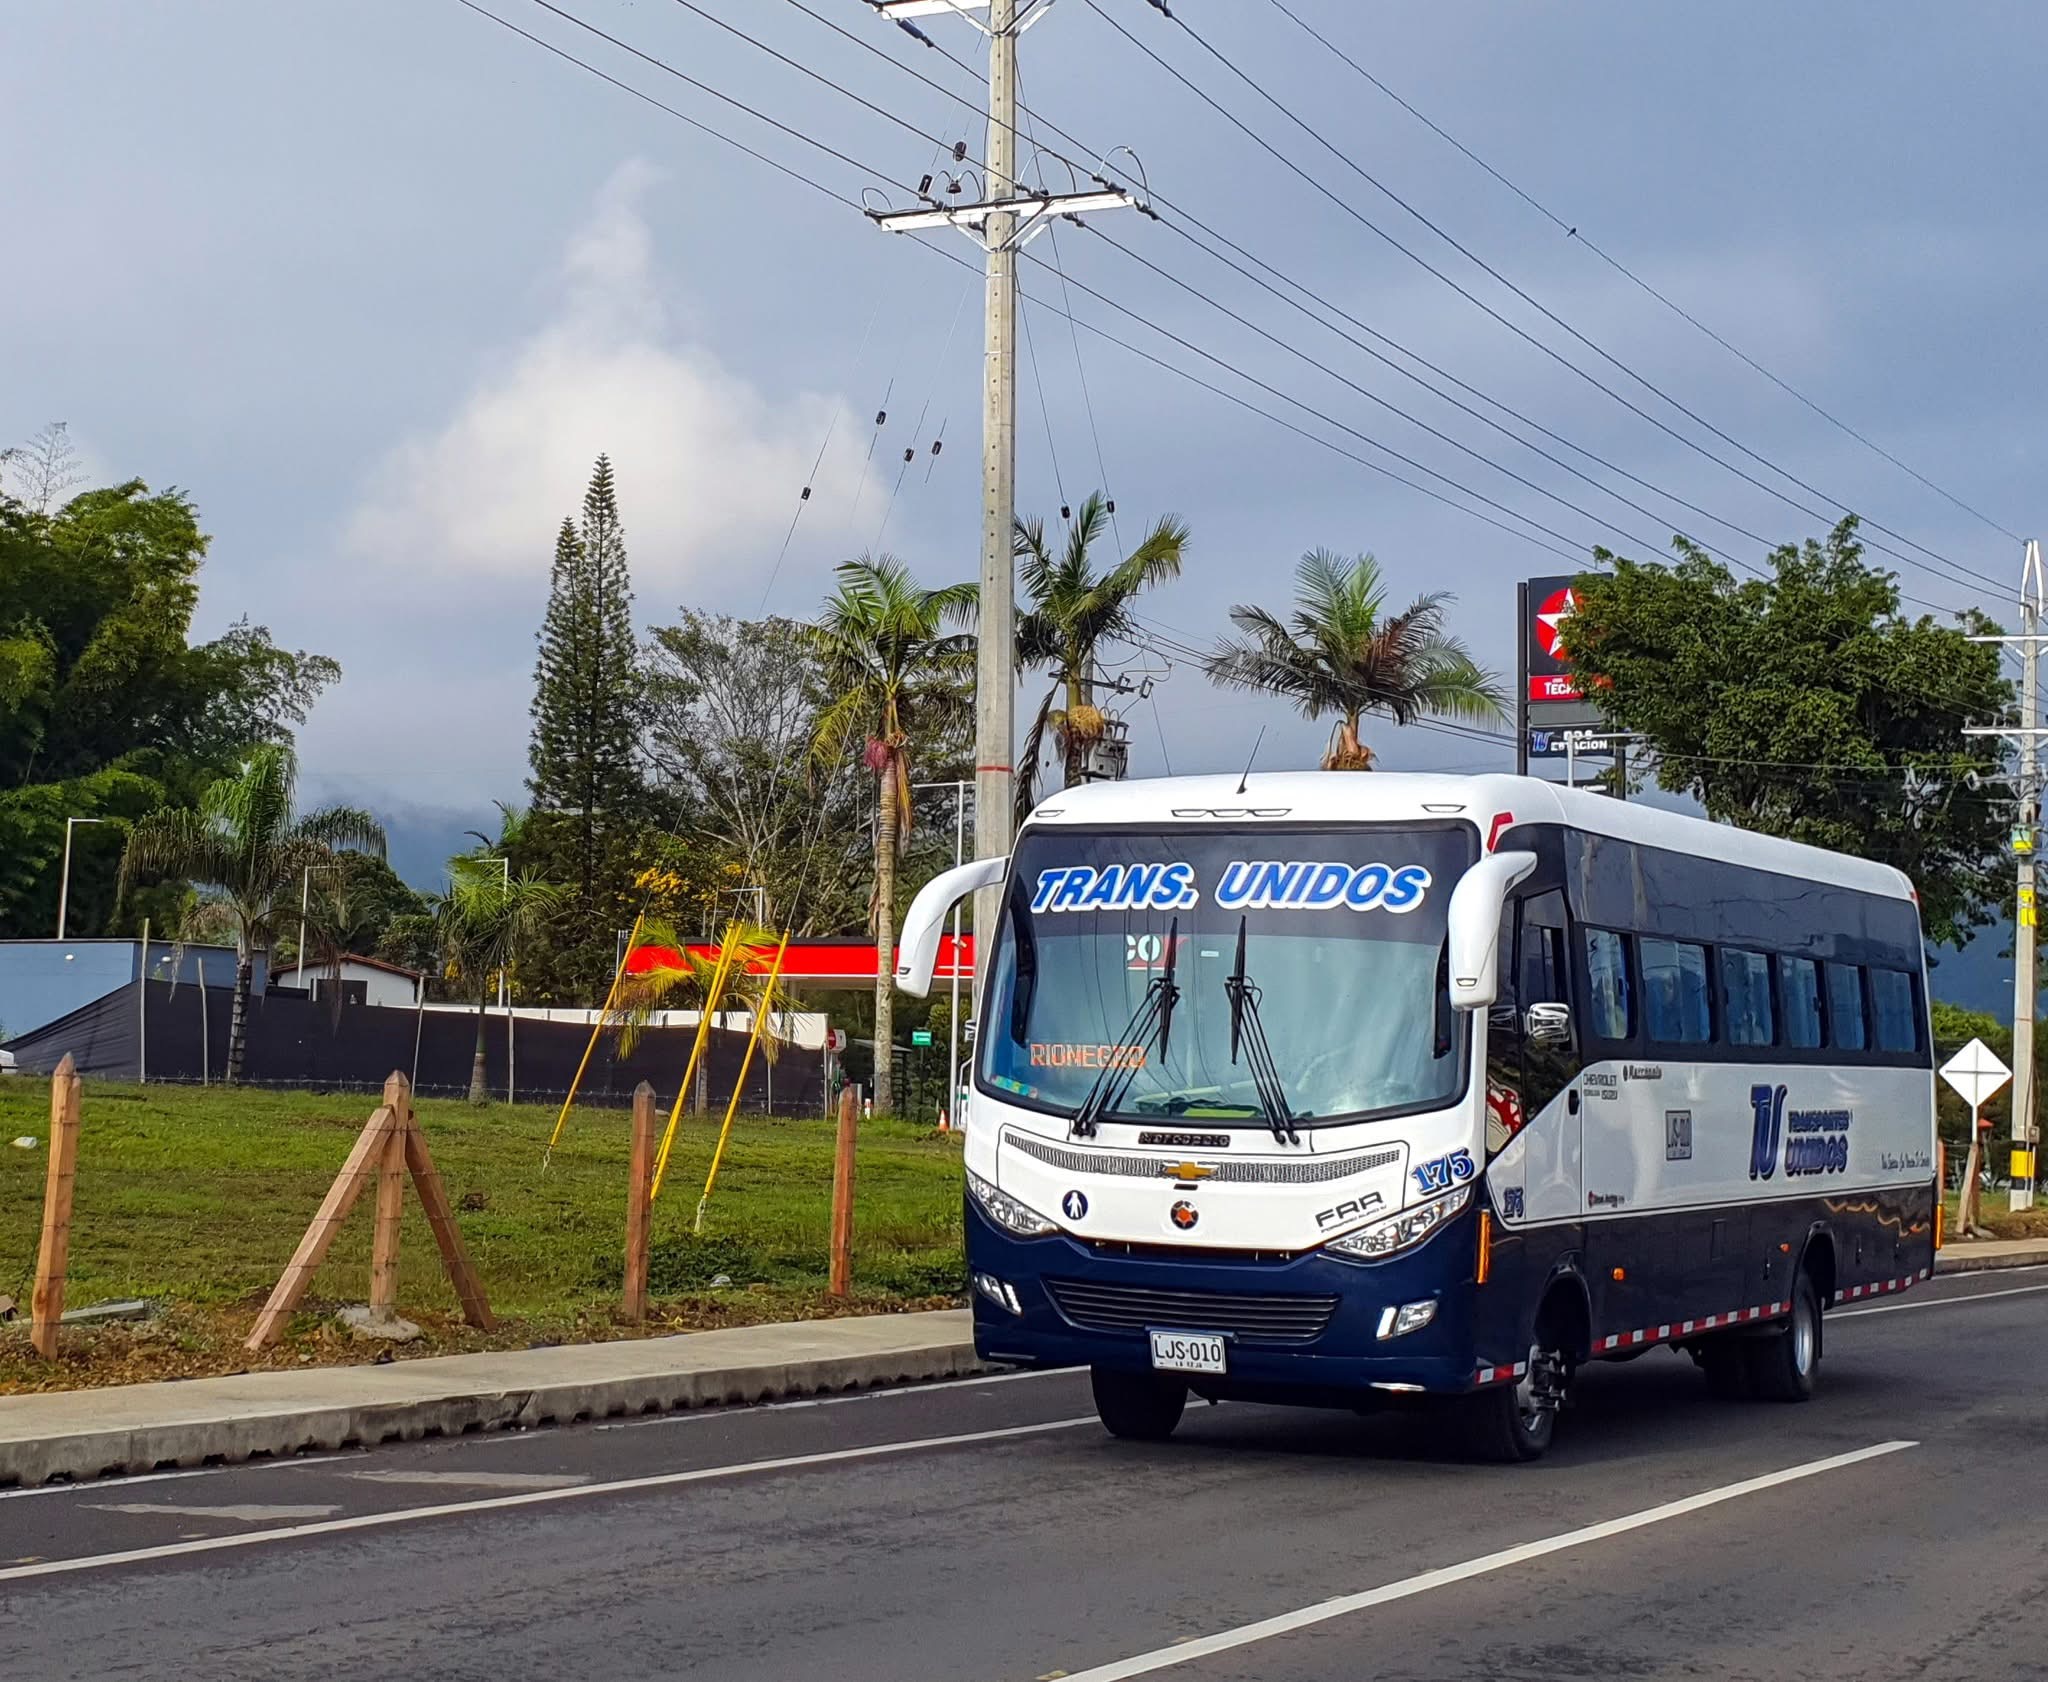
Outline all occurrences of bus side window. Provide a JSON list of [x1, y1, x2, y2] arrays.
[[1825, 961, 1867, 1053], [1582, 928, 1632, 1042], [1517, 892, 1574, 1115]]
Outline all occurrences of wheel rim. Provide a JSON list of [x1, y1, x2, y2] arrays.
[[1515, 1344, 1567, 1432], [1793, 1297, 1817, 1376]]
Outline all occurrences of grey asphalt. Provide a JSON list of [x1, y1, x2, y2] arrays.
[[3, 1268, 2046, 1681]]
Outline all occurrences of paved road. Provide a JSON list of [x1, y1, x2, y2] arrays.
[[5, 1269, 2047, 1680]]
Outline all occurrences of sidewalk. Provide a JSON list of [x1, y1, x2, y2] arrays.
[[0, 1309, 981, 1488]]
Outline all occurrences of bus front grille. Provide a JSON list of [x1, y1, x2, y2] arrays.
[[1043, 1278, 1340, 1345]]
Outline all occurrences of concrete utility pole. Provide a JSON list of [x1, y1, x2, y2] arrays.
[[977, 0, 1020, 975], [1965, 537, 2046, 1212], [2012, 541, 2044, 1211], [867, 0, 1137, 990]]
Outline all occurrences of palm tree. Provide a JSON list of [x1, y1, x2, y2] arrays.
[[436, 856, 571, 1105], [1014, 493, 1189, 817], [1203, 549, 1506, 769], [120, 744, 386, 1083], [809, 555, 976, 1117], [612, 916, 785, 1061]]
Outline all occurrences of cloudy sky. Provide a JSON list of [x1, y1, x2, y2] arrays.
[[5, 1, 2043, 883]]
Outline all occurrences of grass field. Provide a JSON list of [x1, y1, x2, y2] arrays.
[[0, 1078, 965, 1393]]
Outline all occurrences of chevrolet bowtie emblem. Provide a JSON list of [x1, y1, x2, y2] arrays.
[[1163, 1161, 1215, 1182]]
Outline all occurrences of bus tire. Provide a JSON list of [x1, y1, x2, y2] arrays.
[[1463, 1341, 1569, 1463], [1700, 1339, 1753, 1400], [1091, 1367, 1186, 1441], [1744, 1273, 1821, 1403]]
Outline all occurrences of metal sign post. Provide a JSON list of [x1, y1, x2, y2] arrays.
[[1941, 1037, 2012, 1238]]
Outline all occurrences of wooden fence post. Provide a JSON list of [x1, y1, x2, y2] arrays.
[[31, 1055, 83, 1359], [369, 1072, 409, 1320], [622, 1082, 656, 1323], [829, 1080, 859, 1299]]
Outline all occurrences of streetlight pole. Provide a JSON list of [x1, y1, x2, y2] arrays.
[[56, 817, 108, 939], [915, 779, 973, 1123]]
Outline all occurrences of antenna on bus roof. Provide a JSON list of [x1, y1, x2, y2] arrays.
[[1235, 727, 1266, 796]]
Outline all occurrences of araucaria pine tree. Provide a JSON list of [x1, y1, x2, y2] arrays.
[[527, 456, 646, 981]]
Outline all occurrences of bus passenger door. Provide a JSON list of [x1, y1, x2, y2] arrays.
[[1491, 892, 1582, 1223]]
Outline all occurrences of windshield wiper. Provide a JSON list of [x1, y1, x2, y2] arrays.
[[1225, 916, 1300, 1146], [1070, 917, 1179, 1138]]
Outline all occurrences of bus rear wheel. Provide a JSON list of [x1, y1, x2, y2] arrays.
[[1745, 1273, 1821, 1402], [1091, 1367, 1187, 1441]]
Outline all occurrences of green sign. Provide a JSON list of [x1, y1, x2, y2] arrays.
[[911, 1029, 933, 1047]]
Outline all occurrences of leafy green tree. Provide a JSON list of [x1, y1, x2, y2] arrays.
[[644, 609, 872, 936], [436, 856, 571, 1104], [1563, 518, 2013, 947], [1014, 494, 1187, 816], [281, 854, 431, 1017], [0, 465, 338, 937], [119, 745, 385, 1082], [1203, 549, 1505, 768], [808, 556, 976, 1116]]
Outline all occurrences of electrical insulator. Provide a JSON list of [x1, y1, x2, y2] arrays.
[[930, 439, 943, 456], [918, 173, 934, 198], [1060, 504, 1072, 520], [947, 176, 962, 196], [875, 409, 887, 426], [903, 447, 915, 463], [799, 486, 812, 501], [1106, 498, 1116, 514], [952, 140, 968, 162]]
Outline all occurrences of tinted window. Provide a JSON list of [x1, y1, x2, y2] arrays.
[[1642, 938, 1713, 1044], [1778, 956, 1823, 1049], [1721, 948, 1774, 1046], [1826, 963, 1867, 1051], [1520, 893, 1568, 1005], [1871, 968, 1919, 1053], [1583, 928, 1630, 1040]]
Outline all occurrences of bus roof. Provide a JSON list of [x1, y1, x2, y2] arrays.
[[1022, 772, 1918, 904]]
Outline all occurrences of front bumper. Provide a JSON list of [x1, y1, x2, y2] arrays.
[[967, 1201, 1487, 1396]]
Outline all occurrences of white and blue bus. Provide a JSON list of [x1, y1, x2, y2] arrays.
[[897, 772, 1938, 1460]]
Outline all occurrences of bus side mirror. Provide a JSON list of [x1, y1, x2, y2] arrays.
[[1446, 849, 1538, 1011], [895, 856, 1007, 997], [1525, 1001, 1572, 1046]]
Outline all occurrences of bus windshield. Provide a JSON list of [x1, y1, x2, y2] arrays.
[[977, 824, 1476, 1130]]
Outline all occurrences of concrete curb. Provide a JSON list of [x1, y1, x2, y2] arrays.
[[0, 1316, 988, 1489], [1935, 1241, 2048, 1275]]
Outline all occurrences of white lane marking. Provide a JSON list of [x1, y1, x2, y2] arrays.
[[593, 1364, 1077, 1429], [0, 1416, 1096, 1584], [347, 1470, 587, 1491], [86, 1503, 342, 1523], [0, 1456, 354, 1504], [1052, 1440, 1916, 1682], [1835, 1281, 2048, 1319]]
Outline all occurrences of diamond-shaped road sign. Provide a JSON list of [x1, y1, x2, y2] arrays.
[[1940, 1037, 2012, 1109]]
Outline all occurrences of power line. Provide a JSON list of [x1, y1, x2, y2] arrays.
[[1086, 0, 2010, 600], [1255, 0, 2023, 549], [774, 0, 1996, 616], [463, 0, 1591, 574], [463, 0, 2006, 688], [455, 0, 872, 208]]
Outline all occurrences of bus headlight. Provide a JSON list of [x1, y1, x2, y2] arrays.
[[968, 1170, 1059, 1238], [1324, 1186, 1473, 1262]]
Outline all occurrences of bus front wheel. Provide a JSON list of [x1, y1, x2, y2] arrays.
[[1091, 1367, 1187, 1441], [1464, 1341, 1570, 1463]]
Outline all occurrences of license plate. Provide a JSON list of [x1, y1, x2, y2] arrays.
[[1149, 1330, 1227, 1374]]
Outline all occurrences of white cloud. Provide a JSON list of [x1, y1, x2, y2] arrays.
[[343, 160, 857, 598]]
